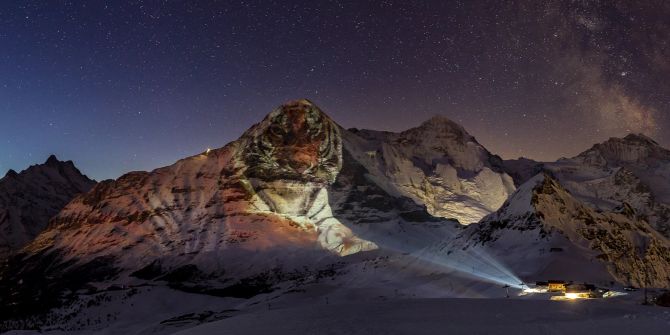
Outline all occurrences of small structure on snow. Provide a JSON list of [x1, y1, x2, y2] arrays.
[[547, 280, 567, 292]]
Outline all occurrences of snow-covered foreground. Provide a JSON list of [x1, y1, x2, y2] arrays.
[[4, 246, 670, 334], [175, 297, 670, 335], [5, 283, 669, 335]]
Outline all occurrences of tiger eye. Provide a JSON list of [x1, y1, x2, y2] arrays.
[[268, 124, 283, 138]]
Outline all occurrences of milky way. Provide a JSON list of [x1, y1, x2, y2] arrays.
[[0, 1, 668, 180]]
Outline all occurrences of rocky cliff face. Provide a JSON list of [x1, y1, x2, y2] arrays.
[[0, 156, 95, 259], [347, 116, 515, 224], [451, 173, 670, 288]]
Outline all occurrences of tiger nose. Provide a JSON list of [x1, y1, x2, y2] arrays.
[[284, 126, 310, 145], [288, 151, 316, 172]]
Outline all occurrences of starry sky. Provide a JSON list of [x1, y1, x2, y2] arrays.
[[1, 0, 669, 180]]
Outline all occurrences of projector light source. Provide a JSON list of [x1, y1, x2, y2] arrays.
[[565, 292, 580, 299]]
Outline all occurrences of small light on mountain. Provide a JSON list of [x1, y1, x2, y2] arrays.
[[205, 148, 211, 155]]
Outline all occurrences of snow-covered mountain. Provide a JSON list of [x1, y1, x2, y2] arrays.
[[11, 100, 512, 274], [504, 134, 670, 237], [0, 155, 95, 259], [1, 100, 466, 316], [447, 172, 670, 288], [3, 101, 670, 333], [347, 116, 515, 224], [550, 134, 670, 236]]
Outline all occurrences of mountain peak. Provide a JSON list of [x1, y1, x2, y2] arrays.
[[425, 114, 454, 123], [283, 98, 316, 108], [243, 99, 336, 143], [400, 114, 472, 143], [597, 133, 661, 150], [622, 133, 659, 146], [574, 133, 669, 165], [0, 157, 96, 256], [271, 99, 326, 120], [532, 172, 565, 197], [4, 169, 18, 178], [45, 154, 60, 166], [416, 115, 465, 131], [241, 99, 342, 184], [252, 99, 334, 132]]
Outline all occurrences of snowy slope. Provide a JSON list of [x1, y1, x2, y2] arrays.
[[447, 173, 670, 288], [0, 155, 95, 259], [173, 297, 670, 335], [5, 268, 670, 335]]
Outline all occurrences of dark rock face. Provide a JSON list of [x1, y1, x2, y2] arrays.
[[0, 156, 96, 258]]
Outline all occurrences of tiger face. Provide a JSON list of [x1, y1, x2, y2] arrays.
[[236, 100, 378, 256], [242, 100, 342, 185]]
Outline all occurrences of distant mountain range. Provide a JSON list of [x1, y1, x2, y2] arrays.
[[1, 99, 669, 328], [502, 133, 670, 237]]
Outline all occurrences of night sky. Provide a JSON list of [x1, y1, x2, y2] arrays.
[[1, 1, 668, 181]]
